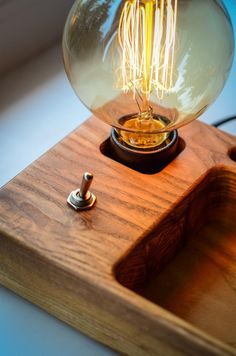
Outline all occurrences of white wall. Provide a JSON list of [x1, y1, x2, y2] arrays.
[[0, 0, 74, 76]]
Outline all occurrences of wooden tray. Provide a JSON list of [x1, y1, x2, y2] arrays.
[[0, 117, 235, 355]]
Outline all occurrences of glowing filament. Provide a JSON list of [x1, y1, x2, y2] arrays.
[[118, 0, 178, 101]]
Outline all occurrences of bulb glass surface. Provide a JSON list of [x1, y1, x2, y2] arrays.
[[63, 0, 234, 148]]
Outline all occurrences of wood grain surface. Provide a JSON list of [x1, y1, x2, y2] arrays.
[[117, 169, 236, 347], [0, 116, 235, 355]]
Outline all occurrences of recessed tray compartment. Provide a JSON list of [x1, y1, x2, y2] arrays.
[[116, 168, 236, 347]]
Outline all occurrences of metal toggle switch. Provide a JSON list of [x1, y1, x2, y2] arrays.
[[67, 172, 96, 211]]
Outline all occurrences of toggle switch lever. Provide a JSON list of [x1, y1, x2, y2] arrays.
[[67, 172, 96, 211]]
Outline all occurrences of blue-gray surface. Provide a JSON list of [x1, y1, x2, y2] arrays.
[[0, 1, 235, 355]]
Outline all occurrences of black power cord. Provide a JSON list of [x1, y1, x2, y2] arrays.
[[212, 115, 236, 128]]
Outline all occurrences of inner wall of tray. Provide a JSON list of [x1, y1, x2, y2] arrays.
[[115, 168, 236, 346]]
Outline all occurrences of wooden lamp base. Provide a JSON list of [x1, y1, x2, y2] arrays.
[[0, 116, 236, 355]]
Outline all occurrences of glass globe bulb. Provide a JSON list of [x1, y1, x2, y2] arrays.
[[63, 0, 234, 150]]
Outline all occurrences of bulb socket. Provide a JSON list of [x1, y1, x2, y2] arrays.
[[110, 128, 179, 173]]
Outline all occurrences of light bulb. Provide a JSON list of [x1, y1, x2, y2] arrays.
[[63, 0, 234, 151]]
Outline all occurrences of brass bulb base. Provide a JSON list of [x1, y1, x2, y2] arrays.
[[110, 128, 179, 173]]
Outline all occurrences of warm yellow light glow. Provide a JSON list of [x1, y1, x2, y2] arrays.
[[118, 0, 178, 103], [63, 0, 235, 149]]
